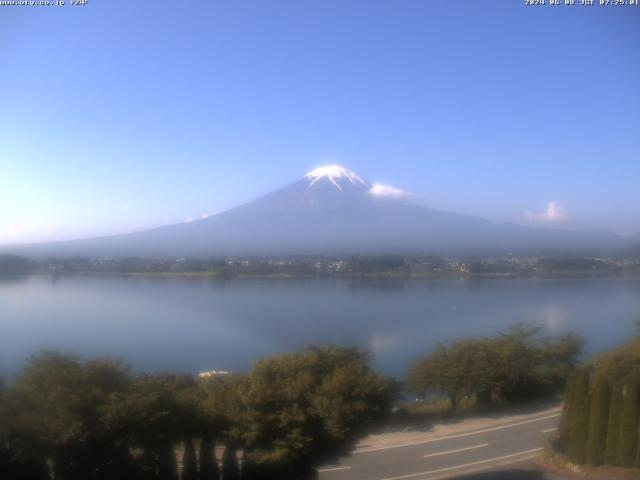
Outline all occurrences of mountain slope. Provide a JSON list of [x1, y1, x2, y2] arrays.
[[3, 165, 626, 258]]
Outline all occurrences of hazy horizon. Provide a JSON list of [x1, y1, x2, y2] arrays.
[[3, 163, 639, 249]]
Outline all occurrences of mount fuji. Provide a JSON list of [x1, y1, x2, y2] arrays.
[[3, 165, 627, 258]]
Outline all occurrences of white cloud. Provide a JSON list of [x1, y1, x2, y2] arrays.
[[185, 211, 221, 223], [526, 201, 568, 223], [201, 211, 221, 219], [369, 182, 410, 200]]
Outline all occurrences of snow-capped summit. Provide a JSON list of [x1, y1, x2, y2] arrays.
[[304, 165, 367, 191]]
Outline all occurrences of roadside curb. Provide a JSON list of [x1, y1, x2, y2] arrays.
[[354, 405, 562, 454]]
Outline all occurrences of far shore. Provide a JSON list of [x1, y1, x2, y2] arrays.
[[20, 268, 640, 281]]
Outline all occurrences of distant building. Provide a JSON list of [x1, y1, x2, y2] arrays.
[[198, 370, 231, 378]]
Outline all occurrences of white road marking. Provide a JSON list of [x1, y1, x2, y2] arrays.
[[423, 443, 488, 459], [426, 465, 493, 480], [424, 453, 541, 480], [354, 413, 560, 454], [318, 466, 352, 473], [494, 453, 540, 467], [380, 447, 543, 480], [542, 427, 557, 433]]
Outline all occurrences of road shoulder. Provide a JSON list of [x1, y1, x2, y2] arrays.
[[356, 404, 562, 452]]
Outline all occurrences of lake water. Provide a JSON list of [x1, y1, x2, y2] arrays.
[[1, 274, 639, 378]]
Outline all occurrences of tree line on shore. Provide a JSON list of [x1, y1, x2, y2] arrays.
[[2, 253, 635, 278], [557, 334, 640, 469], [408, 324, 583, 412], [0, 325, 584, 480]]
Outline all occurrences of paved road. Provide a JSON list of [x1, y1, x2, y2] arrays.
[[318, 409, 562, 480]]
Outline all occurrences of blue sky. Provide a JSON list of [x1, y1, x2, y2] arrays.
[[1, 0, 639, 244]]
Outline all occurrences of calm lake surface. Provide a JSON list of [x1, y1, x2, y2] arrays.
[[1, 274, 639, 378]]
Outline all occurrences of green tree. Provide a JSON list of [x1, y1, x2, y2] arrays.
[[491, 324, 582, 401], [408, 324, 583, 411], [593, 338, 640, 385], [182, 437, 198, 480], [492, 324, 545, 401], [239, 346, 391, 479], [198, 433, 220, 480], [586, 375, 610, 465], [0, 376, 9, 476], [408, 340, 491, 412], [586, 337, 640, 467], [538, 331, 584, 391], [604, 383, 624, 465], [558, 372, 576, 446], [221, 444, 240, 480], [105, 374, 194, 480], [1, 373, 70, 480], [159, 442, 179, 480], [199, 374, 246, 480], [567, 367, 590, 464], [199, 375, 245, 442], [10, 352, 135, 480], [616, 382, 639, 467]]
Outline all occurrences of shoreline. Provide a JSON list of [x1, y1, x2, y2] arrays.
[[20, 269, 640, 281]]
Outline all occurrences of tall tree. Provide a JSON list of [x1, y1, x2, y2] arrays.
[[159, 442, 179, 480], [221, 444, 240, 480], [558, 372, 576, 446], [182, 436, 199, 480], [199, 434, 220, 480], [604, 383, 624, 465], [586, 376, 610, 465], [616, 382, 639, 467], [567, 368, 590, 464]]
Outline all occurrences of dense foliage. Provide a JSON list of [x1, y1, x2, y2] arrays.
[[559, 337, 640, 469], [239, 347, 391, 478], [585, 375, 610, 465], [566, 368, 590, 464], [407, 324, 583, 411], [0, 347, 392, 480]]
